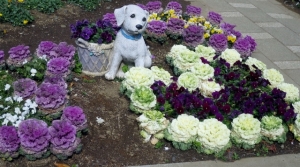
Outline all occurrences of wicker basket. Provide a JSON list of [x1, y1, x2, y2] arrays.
[[75, 38, 114, 76]]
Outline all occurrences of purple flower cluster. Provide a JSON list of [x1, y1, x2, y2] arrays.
[[183, 25, 204, 48], [165, 1, 182, 14], [102, 13, 118, 29], [208, 34, 228, 53], [0, 50, 4, 64], [0, 126, 20, 156], [70, 19, 89, 39], [18, 119, 51, 158], [35, 83, 67, 110], [147, 20, 167, 34], [61, 106, 88, 131], [8, 45, 31, 64], [207, 11, 222, 25], [166, 18, 185, 36], [233, 38, 251, 57], [46, 57, 70, 76], [185, 5, 201, 17], [36, 41, 58, 58], [146, 1, 163, 13], [54, 42, 76, 62], [43, 75, 67, 89], [244, 35, 257, 53], [220, 22, 236, 36], [137, 3, 148, 10], [13, 78, 37, 99], [36, 41, 75, 61], [49, 120, 81, 157]]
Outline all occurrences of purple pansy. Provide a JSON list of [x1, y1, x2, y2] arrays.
[[13, 78, 37, 99], [80, 27, 95, 41], [102, 13, 118, 29]]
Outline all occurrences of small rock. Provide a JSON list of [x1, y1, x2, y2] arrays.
[[281, 144, 284, 149], [31, 25, 35, 27], [61, 25, 66, 28]]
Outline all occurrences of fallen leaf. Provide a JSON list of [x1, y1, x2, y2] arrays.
[[54, 162, 70, 167]]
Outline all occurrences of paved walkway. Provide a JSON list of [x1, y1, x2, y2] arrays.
[[131, 0, 300, 166]]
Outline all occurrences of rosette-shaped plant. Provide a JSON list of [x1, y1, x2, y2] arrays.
[[43, 75, 67, 89], [293, 101, 300, 114], [46, 57, 70, 77], [55, 42, 76, 62], [290, 114, 300, 141], [136, 110, 169, 144], [151, 66, 172, 85], [245, 57, 267, 72], [220, 22, 236, 36], [276, 83, 299, 102], [103, 13, 118, 29], [35, 83, 67, 113], [191, 63, 214, 81], [121, 67, 154, 96], [0, 126, 20, 159], [207, 11, 222, 25], [195, 118, 231, 156], [36, 41, 58, 58], [166, 18, 185, 38], [233, 37, 252, 58], [49, 120, 81, 160], [137, 3, 148, 11], [13, 78, 37, 99], [164, 114, 199, 150], [185, 5, 201, 17], [18, 119, 51, 160], [166, 45, 189, 65], [263, 69, 284, 88], [146, 20, 168, 43], [194, 45, 216, 62], [244, 35, 257, 53], [173, 49, 200, 75], [208, 34, 228, 53], [219, 48, 242, 67], [7, 45, 31, 66], [0, 50, 5, 65], [61, 106, 87, 132], [177, 72, 200, 91], [261, 116, 287, 143], [183, 25, 204, 49], [231, 114, 262, 149], [200, 80, 222, 97], [130, 86, 157, 114], [146, 1, 163, 13], [165, 1, 182, 15]]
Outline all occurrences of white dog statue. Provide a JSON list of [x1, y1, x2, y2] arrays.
[[105, 4, 152, 80]]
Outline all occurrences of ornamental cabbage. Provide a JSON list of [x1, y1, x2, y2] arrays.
[[164, 114, 199, 150], [173, 49, 200, 74], [263, 69, 284, 88], [290, 114, 300, 141], [292, 101, 300, 114], [219, 48, 242, 67], [46, 57, 70, 77], [276, 83, 299, 102], [49, 120, 81, 160], [190, 63, 214, 80], [7, 45, 31, 66], [151, 66, 172, 85], [245, 57, 267, 72], [36, 41, 57, 58], [261, 115, 287, 143], [194, 45, 216, 62], [231, 114, 261, 149], [166, 45, 189, 65], [0, 126, 20, 159], [136, 110, 169, 144], [200, 80, 222, 97], [13, 78, 37, 99], [195, 118, 231, 156], [177, 72, 200, 91], [18, 119, 51, 160], [130, 86, 157, 114], [61, 106, 88, 131], [0, 50, 5, 65]]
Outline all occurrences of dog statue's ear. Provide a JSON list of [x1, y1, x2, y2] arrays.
[[114, 6, 127, 27]]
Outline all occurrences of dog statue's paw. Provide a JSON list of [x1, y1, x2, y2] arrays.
[[116, 70, 125, 79], [105, 72, 116, 80]]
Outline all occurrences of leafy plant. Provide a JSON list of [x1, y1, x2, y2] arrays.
[[72, 53, 82, 74], [67, 0, 102, 11], [24, 0, 63, 14]]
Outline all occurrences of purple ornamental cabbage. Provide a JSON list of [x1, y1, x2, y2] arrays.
[[61, 106, 88, 131], [7, 45, 31, 65], [49, 120, 81, 157], [166, 18, 185, 36], [233, 38, 251, 57], [35, 83, 67, 111], [146, 20, 168, 39], [207, 11, 223, 25], [18, 119, 50, 158], [244, 35, 257, 53], [55, 42, 76, 62], [137, 3, 148, 10], [46, 57, 70, 76], [165, 1, 182, 14], [185, 5, 201, 17], [0, 126, 20, 158], [43, 75, 67, 89], [103, 13, 118, 29], [208, 33, 228, 53], [0, 50, 4, 64], [13, 78, 37, 99], [146, 1, 163, 13], [183, 25, 205, 48], [36, 41, 58, 58], [220, 22, 236, 36]]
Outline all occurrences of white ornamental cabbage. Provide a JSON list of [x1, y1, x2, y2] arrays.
[[290, 114, 300, 141], [130, 86, 156, 114], [178, 72, 200, 91], [276, 83, 299, 102], [262, 69, 284, 88], [151, 66, 172, 85], [261, 115, 287, 143], [219, 48, 242, 66], [196, 118, 231, 155], [200, 80, 222, 97], [231, 114, 261, 149], [194, 45, 216, 62], [166, 45, 189, 65], [292, 101, 300, 114], [173, 49, 200, 73], [245, 57, 267, 72], [190, 63, 214, 81]]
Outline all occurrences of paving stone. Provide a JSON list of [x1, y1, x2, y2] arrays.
[[243, 32, 273, 39], [287, 46, 300, 53], [262, 27, 300, 45], [256, 22, 285, 28], [285, 69, 300, 87], [222, 17, 264, 33], [278, 19, 300, 34], [219, 12, 243, 17], [251, 52, 278, 69], [267, 13, 293, 19], [248, 0, 291, 14], [229, 3, 256, 8], [234, 8, 276, 22], [192, 0, 236, 12], [274, 61, 300, 69]]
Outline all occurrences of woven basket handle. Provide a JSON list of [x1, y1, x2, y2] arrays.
[[76, 38, 114, 56]]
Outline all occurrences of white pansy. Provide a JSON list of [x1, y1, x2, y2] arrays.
[[30, 68, 37, 76], [14, 107, 21, 114], [245, 57, 267, 71], [263, 69, 284, 88], [0, 105, 3, 108], [5, 97, 13, 102], [4, 84, 11, 91], [220, 49, 242, 66], [277, 83, 299, 102], [13, 95, 23, 103]]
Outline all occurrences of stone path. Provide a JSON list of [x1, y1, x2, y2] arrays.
[[130, 0, 300, 166]]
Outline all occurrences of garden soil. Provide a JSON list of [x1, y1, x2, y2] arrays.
[[1, 0, 300, 167]]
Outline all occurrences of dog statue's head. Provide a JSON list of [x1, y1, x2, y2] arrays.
[[114, 5, 149, 35]]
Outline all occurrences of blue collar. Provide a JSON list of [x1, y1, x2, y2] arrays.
[[120, 29, 142, 41]]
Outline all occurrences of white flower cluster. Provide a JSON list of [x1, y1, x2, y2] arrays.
[[196, 118, 231, 154], [261, 115, 287, 143], [231, 114, 262, 149], [173, 49, 200, 73], [245, 57, 267, 72], [276, 83, 299, 102], [263, 69, 284, 88], [151, 66, 172, 85], [290, 114, 300, 141], [219, 49, 242, 66], [292, 101, 300, 114], [130, 86, 157, 114], [166, 45, 189, 61], [199, 80, 223, 97], [177, 72, 200, 91], [194, 45, 216, 62], [190, 63, 214, 81]]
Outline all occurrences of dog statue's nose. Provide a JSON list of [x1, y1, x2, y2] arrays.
[[136, 24, 143, 30]]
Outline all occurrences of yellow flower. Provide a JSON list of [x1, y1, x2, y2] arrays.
[[8, 0, 12, 2], [197, 16, 206, 23], [18, 0, 24, 3], [227, 35, 236, 43], [215, 28, 223, 34], [204, 21, 211, 29], [184, 24, 189, 29], [23, 20, 28, 25], [204, 33, 210, 39], [210, 28, 215, 34], [170, 14, 178, 19], [189, 17, 198, 23], [0, 13, 2, 17], [168, 9, 175, 15]]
